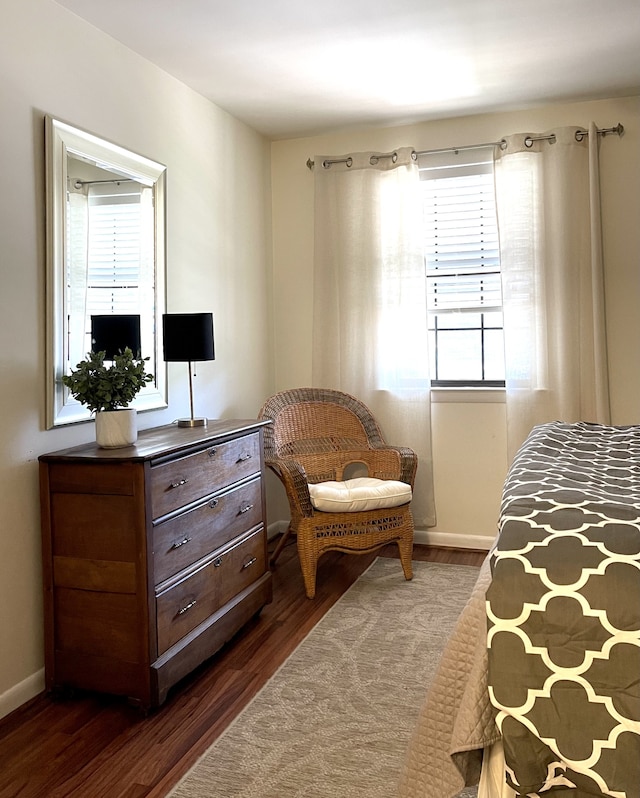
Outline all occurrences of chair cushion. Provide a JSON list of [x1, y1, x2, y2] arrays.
[[308, 477, 412, 513]]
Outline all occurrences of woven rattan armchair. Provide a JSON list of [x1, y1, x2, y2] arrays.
[[258, 388, 417, 598]]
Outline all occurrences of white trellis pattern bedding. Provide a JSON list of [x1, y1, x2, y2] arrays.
[[398, 421, 640, 798], [487, 422, 640, 798]]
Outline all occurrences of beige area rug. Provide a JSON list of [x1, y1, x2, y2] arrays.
[[168, 558, 480, 798]]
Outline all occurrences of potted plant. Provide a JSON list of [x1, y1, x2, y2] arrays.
[[62, 348, 154, 448]]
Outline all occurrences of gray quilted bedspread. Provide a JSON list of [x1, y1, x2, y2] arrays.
[[487, 422, 640, 798], [397, 553, 499, 797]]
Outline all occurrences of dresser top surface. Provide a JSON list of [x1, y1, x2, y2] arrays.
[[39, 418, 270, 463]]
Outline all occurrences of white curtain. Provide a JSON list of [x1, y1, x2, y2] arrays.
[[495, 123, 611, 461], [139, 186, 155, 363], [67, 188, 89, 368], [312, 147, 436, 527]]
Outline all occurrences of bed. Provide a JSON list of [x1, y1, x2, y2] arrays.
[[398, 421, 640, 798]]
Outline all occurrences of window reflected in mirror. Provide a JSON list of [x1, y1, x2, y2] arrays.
[[66, 158, 154, 366]]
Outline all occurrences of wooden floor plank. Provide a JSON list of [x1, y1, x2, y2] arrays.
[[0, 542, 486, 798]]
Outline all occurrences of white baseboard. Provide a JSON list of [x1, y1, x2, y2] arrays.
[[268, 520, 493, 552], [267, 520, 288, 539], [0, 668, 44, 721], [413, 528, 494, 551]]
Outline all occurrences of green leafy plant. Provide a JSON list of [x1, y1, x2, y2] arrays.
[[61, 348, 154, 414]]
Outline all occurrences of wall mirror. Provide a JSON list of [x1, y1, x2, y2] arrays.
[[45, 116, 167, 427]]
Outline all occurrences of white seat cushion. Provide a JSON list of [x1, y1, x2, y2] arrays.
[[308, 477, 412, 513]]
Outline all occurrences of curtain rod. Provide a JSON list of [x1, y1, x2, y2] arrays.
[[306, 122, 624, 170], [71, 178, 137, 188]]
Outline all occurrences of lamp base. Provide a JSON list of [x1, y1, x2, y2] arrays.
[[177, 417, 207, 428]]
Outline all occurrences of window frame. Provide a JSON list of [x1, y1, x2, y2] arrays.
[[418, 148, 505, 389]]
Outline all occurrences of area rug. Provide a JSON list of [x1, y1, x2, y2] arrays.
[[168, 558, 480, 798]]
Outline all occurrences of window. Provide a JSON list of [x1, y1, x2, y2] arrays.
[[66, 179, 155, 362], [418, 148, 504, 387], [86, 183, 143, 322]]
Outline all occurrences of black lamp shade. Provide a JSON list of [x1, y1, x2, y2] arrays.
[[163, 313, 215, 362], [91, 314, 141, 359]]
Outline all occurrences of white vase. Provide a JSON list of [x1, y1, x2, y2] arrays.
[[95, 408, 138, 449]]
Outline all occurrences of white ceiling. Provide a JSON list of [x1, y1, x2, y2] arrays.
[[55, 0, 640, 140]]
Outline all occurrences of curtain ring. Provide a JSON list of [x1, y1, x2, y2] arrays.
[[524, 136, 534, 149], [369, 152, 398, 165], [575, 129, 587, 142], [499, 139, 508, 151], [323, 157, 353, 169]]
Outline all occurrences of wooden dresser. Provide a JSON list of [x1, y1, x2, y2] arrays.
[[38, 419, 272, 710]]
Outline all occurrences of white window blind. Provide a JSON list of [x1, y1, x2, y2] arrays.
[[86, 184, 142, 317], [421, 158, 500, 312]]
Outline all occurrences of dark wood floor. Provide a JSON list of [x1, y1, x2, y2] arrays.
[[0, 541, 486, 798]]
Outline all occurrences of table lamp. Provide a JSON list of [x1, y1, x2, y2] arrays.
[[162, 312, 215, 427]]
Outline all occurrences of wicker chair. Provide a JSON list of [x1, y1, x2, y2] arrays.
[[258, 388, 417, 598]]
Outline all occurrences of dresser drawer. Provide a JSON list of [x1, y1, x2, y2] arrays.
[[155, 529, 265, 654], [150, 433, 261, 519], [153, 477, 263, 584]]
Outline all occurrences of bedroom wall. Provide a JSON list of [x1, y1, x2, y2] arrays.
[[0, 0, 272, 718], [270, 94, 640, 547], [2, 2, 638, 726]]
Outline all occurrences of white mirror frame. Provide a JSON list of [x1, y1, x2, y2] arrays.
[[45, 116, 167, 427]]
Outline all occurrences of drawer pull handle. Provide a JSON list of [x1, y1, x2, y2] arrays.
[[171, 536, 192, 550], [208, 498, 219, 509], [239, 503, 254, 514], [208, 447, 217, 458], [170, 478, 189, 489], [213, 557, 223, 567], [177, 599, 197, 616], [242, 557, 257, 570], [237, 453, 252, 462]]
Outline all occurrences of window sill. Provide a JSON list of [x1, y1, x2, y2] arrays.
[[430, 387, 505, 404]]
